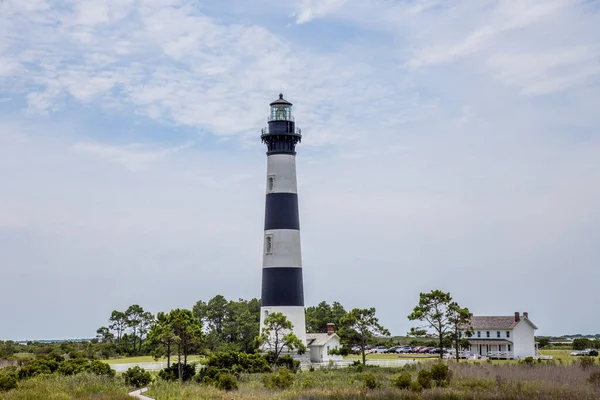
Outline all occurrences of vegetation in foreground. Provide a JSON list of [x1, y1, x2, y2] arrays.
[[145, 360, 600, 400], [0, 373, 130, 400]]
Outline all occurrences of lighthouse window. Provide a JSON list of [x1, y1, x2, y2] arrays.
[[267, 176, 275, 192], [265, 235, 273, 254]]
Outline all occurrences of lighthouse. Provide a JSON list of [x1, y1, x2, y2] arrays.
[[259, 93, 306, 349]]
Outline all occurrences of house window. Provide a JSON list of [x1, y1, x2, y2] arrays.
[[508, 344, 511, 351], [486, 331, 490, 338], [267, 176, 275, 192], [506, 331, 510, 338], [264, 310, 269, 318], [477, 331, 481, 338], [265, 235, 273, 254], [327, 345, 330, 355], [497, 331, 501, 338]]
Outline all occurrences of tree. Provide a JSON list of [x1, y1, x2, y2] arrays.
[[537, 337, 550, 348], [258, 312, 306, 365], [340, 308, 390, 365], [95, 327, 114, 343], [447, 302, 473, 362], [108, 311, 127, 343], [147, 312, 176, 367], [167, 309, 204, 382], [408, 290, 470, 360], [573, 338, 591, 350], [305, 301, 348, 333]]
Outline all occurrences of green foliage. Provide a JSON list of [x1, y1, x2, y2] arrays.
[[262, 368, 295, 390], [259, 312, 306, 364], [87, 360, 116, 377], [579, 356, 595, 370], [18, 358, 60, 379], [268, 354, 300, 372], [588, 371, 600, 388], [430, 363, 452, 386], [195, 366, 222, 385], [417, 368, 433, 389], [520, 356, 534, 365], [537, 338, 550, 348], [362, 373, 380, 389], [57, 358, 92, 376], [206, 351, 271, 373], [216, 372, 239, 391], [340, 307, 390, 365], [123, 366, 152, 387], [158, 368, 177, 381], [0, 371, 18, 392], [305, 301, 347, 333], [392, 371, 412, 389], [572, 338, 592, 350], [160, 362, 196, 381], [408, 290, 472, 360]]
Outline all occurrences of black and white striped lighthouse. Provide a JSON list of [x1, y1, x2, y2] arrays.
[[259, 93, 306, 347]]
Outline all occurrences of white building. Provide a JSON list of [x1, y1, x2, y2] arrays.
[[461, 312, 537, 360], [306, 324, 343, 364]]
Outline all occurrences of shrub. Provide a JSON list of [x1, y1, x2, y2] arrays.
[[160, 363, 196, 381], [363, 373, 379, 389], [430, 363, 451, 387], [579, 356, 595, 370], [417, 369, 432, 389], [124, 366, 152, 388], [588, 371, 600, 388], [57, 358, 90, 376], [195, 366, 222, 385], [18, 358, 60, 379], [216, 372, 238, 391], [158, 368, 177, 381], [521, 356, 534, 365], [87, 360, 115, 377], [207, 351, 271, 373], [0, 373, 18, 392], [355, 364, 364, 373], [269, 354, 300, 372], [392, 371, 412, 389], [263, 368, 295, 390], [409, 380, 423, 392]]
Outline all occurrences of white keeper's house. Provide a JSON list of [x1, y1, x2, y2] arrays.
[[306, 323, 343, 364], [461, 312, 538, 360]]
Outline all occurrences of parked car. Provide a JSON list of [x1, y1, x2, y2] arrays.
[[418, 347, 433, 353], [411, 346, 423, 353], [369, 346, 388, 354], [579, 349, 599, 356], [570, 350, 581, 356], [428, 348, 441, 354], [396, 346, 412, 354], [385, 346, 400, 353]]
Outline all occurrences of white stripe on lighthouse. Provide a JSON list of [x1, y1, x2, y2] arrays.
[[266, 154, 297, 194], [263, 229, 302, 268]]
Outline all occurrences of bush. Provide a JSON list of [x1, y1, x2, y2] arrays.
[[57, 358, 90, 376], [87, 360, 116, 377], [417, 369, 432, 389], [124, 366, 152, 388], [409, 380, 423, 392], [579, 356, 596, 370], [521, 356, 534, 365], [588, 371, 600, 388], [195, 366, 222, 385], [160, 363, 196, 381], [363, 373, 379, 389], [0, 373, 18, 392], [216, 372, 238, 391], [392, 371, 412, 389], [430, 363, 451, 386], [263, 368, 295, 390], [207, 351, 271, 373], [158, 368, 177, 381], [18, 358, 60, 379]]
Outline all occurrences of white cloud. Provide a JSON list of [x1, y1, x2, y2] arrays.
[[295, 0, 349, 24]]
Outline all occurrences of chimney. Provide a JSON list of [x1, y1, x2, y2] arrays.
[[514, 312, 520, 322], [327, 323, 335, 335], [523, 312, 528, 319]]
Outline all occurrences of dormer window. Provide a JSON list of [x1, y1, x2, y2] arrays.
[[486, 331, 490, 338], [477, 331, 481, 338], [506, 331, 510, 338], [497, 331, 501, 338]]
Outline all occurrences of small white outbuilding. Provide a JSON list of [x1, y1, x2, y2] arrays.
[[306, 323, 343, 363]]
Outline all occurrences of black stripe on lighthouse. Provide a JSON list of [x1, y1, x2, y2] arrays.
[[261, 267, 304, 306], [264, 193, 300, 230]]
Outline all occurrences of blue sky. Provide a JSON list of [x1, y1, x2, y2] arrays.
[[1, 0, 599, 339]]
